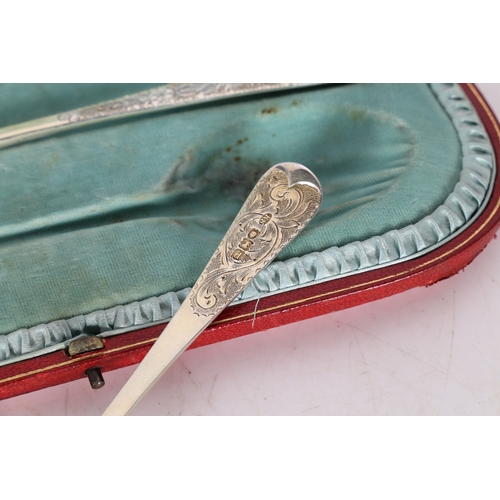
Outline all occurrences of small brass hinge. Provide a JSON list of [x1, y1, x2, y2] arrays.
[[66, 336, 106, 389], [66, 335, 105, 357]]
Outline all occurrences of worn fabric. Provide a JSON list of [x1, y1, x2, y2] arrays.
[[0, 84, 462, 335]]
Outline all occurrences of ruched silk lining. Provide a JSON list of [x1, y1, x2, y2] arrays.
[[0, 83, 495, 365]]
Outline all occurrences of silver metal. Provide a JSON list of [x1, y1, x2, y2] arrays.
[[102, 162, 323, 415], [0, 83, 316, 150]]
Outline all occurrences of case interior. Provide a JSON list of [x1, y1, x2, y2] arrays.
[[0, 83, 494, 366]]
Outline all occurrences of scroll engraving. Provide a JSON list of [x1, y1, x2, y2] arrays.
[[57, 83, 304, 124], [189, 165, 322, 317]]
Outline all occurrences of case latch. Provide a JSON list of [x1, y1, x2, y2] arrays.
[[66, 335, 105, 356], [66, 336, 106, 390]]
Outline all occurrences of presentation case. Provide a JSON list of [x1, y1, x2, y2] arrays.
[[0, 83, 498, 399]]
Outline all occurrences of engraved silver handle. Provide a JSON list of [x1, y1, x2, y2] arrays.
[[189, 162, 323, 317], [0, 83, 317, 150], [103, 162, 322, 415]]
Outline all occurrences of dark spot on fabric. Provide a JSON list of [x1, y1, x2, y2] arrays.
[[349, 109, 366, 121], [261, 107, 278, 115]]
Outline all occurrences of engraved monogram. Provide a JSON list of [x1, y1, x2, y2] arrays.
[[189, 165, 322, 317], [57, 83, 302, 124]]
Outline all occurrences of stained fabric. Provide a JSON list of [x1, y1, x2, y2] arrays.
[[0, 84, 462, 337]]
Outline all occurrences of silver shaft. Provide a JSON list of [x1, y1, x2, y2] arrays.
[[0, 83, 316, 150], [102, 300, 209, 416], [102, 162, 322, 415]]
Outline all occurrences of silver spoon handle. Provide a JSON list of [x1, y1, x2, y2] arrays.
[[102, 162, 322, 415], [0, 83, 315, 150]]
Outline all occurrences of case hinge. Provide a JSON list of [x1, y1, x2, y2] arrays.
[[66, 336, 106, 390]]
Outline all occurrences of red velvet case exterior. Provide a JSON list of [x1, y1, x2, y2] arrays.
[[1, 84, 499, 400]]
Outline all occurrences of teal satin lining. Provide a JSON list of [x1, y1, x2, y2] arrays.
[[1, 83, 491, 365]]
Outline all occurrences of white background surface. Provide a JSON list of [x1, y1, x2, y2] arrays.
[[2, 84, 500, 416]]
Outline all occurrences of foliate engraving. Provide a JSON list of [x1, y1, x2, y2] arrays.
[[57, 83, 303, 124], [189, 166, 322, 317]]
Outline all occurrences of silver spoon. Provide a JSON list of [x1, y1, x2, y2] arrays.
[[0, 83, 317, 150], [102, 162, 322, 415]]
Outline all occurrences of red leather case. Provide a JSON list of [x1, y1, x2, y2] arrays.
[[0, 84, 498, 400]]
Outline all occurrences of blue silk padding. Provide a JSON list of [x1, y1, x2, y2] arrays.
[[0, 84, 461, 335]]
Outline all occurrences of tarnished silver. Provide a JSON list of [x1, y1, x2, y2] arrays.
[[102, 162, 322, 415], [0, 83, 316, 150]]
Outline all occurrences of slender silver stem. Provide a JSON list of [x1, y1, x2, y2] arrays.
[[102, 162, 323, 415], [0, 83, 317, 150]]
